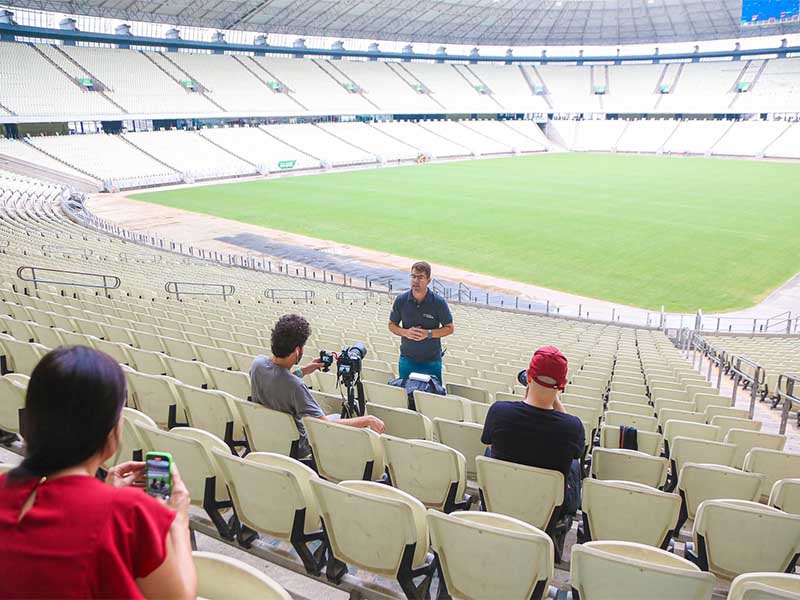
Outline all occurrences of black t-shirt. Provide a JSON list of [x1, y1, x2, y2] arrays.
[[389, 289, 453, 363], [481, 401, 585, 480]]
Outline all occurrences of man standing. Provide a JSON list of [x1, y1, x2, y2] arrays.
[[480, 346, 584, 514], [388, 261, 454, 382], [251, 314, 384, 459]]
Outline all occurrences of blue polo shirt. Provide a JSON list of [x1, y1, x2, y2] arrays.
[[389, 289, 453, 362]]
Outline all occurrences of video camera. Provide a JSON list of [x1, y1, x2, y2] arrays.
[[329, 342, 367, 418]]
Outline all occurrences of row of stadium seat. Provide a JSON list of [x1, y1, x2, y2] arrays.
[[2, 41, 799, 117]]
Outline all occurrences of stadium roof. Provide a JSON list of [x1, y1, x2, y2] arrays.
[[6, 0, 800, 47]]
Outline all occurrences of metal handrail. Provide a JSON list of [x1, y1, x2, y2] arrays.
[[776, 374, 800, 435], [16, 265, 121, 292], [264, 289, 315, 302], [730, 355, 765, 419], [335, 290, 372, 302], [165, 281, 235, 300]]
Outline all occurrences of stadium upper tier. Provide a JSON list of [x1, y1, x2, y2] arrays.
[[1, 41, 800, 120], [3, 117, 799, 192]]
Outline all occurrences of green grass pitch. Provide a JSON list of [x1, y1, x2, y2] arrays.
[[131, 153, 800, 313]]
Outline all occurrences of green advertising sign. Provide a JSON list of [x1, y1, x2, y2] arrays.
[[78, 78, 94, 86], [277, 160, 296, 170]]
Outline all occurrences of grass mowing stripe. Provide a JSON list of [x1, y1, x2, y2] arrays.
[[131, 153, 800, 312]]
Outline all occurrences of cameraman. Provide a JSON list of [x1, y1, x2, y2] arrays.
[[251, 314, 384, 459], [388, 261, 454, 382]]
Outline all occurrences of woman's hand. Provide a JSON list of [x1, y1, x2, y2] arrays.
[[165, 464, 191, 525], [106, 461, 145, 488]]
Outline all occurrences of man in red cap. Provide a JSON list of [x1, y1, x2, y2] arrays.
[[480, 346, 584, 514]]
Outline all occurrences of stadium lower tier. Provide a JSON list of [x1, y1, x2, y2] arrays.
[[2, 169, 800, 598], [2, 117, 798, 192]]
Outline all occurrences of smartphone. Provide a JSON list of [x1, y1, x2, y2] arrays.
[[145, 452, 173, 500]]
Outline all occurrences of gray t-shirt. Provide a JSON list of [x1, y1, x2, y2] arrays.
[[250, 355, 324, 457]]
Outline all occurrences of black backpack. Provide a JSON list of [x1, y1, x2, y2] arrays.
[[388, 376, 446, 410]]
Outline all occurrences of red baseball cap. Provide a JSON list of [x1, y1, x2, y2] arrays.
[[526, 346, 568, 391]]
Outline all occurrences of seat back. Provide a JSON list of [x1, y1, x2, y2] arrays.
[[232, 399, 300, 456], [432, 418, 487, 478], [582, 479, 680, 548], [671, 436, 737, 474], [193, 551, 292, 600], [727, 573, 800, 600], [136, 423, 229, 504], [570, 541, 715, 599], [414, 390, 469, 422], [211, 449, 320, 538], [677, 463, 762, 524], [363, 381, 409, 409], [657, 409, 706, 431], [304, 417, 385, 482], [591, 448, 669, 488], [599, 424, 663, 456], [310, 479, 428, 575], [770, 479, 800, 515], [382, 435, 466, 510], [367, 403, 431, 440], [607, 401, 654, 417], [477, 455, 563, 530], [694, 393, 731, 414], [446, 382, 489, 404], [177, 384, 239, 443], [725, 429, 786, 469], [693, 499, 800, 580], [711, 415, 762, 440], [428, 510, 554, 600], [704, 405, 749, 423], [605, 411, 658, 433], [127, 371, 184, 428], [663, 421, 719, 449], [0, 375, 25, 433], [104, 407, 156, 468], [744, 449, 800, 501]]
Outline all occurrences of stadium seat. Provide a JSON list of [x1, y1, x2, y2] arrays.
[[177, 384, 246, 452], [743, 448, 800, 502], [363, 381, 409, 409], [607, 391, 650, 406], [590, 448, 669, 489], [657, 408, 706, 432], [309, 479, 436, 596], [303, 416, 385, 482], [570, 541, 715, 600], [446, 382, 490, 404], [104, 407, 156, 468], [428, 510, 554, 600], [136, 424, 234, 539], [0, 335, 47, 376], [381, 435, 472, 513], [0, 463, 12, 475], [669, 437, 737, 490], [604, 410, 658, 433], [231, 398, 302, 457], [0, 375, 26, 436], [599, 424, 662, 457], [711, 416, 762, 441], [432, 418, 487, 478], [654, 398, 695, 416], [476, 455, 571, 561], [687, 499, 800, 580], [607, 401, 654, 417], [126, 371, 186, 429], [727, 573, 800, 600], [210, 450, 326, 574], [208, 368, 251, 402], [770, 479, 800, 515], [366, 403, 432, 440], [662, 420, 719, 457], [578, 478, 680, 549], [414, 390, 471, 422], [725, 429, 786, 469], [675, 463, 762, 533], [192, 551, 292, 600], [704, 405, 749, 423], [694, 393, 731, 415], [469, 400, 491, 425]]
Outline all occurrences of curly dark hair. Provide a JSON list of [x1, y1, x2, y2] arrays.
[[271, 314, 311, 358]]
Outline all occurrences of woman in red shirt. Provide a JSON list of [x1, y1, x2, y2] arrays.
[[0, 346, 197, 599]]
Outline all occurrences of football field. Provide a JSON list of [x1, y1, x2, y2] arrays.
[[131, 153, 800, 313]]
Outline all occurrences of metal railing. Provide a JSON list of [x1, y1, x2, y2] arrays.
[[264, 289, 315, 302], [335, 290, 373, 302], [41, 244, 92, 259], [164, 281, 235, 301], [16, 265, 121, 293], [775, 374, 800, 435], [729, 355, 765, 419], [119, 251, 161, 264]]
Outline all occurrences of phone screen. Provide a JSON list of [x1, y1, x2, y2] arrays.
[[145, 455, 172, 500]]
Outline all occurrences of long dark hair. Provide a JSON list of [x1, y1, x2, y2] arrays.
[[8, 346, 126, 482]]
